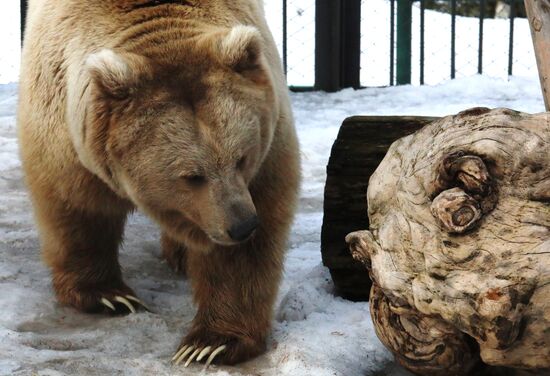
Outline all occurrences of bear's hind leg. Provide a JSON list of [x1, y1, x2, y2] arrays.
[[36, 196, 146, 314]]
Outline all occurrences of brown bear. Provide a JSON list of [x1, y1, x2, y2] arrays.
[[17, 0, 300, 366]]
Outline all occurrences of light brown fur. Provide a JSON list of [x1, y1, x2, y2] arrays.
[[18, 0, 300, 364]]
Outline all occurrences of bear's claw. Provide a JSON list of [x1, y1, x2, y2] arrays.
[[114, 296, 136, 313], [99, 295, 150, 314], [172, 344, 226, 368], [124, 295, 152, 312], [205, 345, 227, 367], [100, 297, 116, 311], [197, 346, 212, 361]]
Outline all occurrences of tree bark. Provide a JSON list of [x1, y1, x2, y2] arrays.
[[525, 0, 550, 110]]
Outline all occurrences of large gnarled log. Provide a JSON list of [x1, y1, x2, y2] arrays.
[[347, 108, 550, 375]]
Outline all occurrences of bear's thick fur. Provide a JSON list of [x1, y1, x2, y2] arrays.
[[18, 0, 300, 365]]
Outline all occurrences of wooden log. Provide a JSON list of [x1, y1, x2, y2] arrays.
[[525, 0, 550, 110], [346, 108, 550, 374], [321, 115, 438, 300]]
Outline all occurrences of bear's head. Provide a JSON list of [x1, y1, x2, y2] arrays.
[[69, 25, 277, 251]]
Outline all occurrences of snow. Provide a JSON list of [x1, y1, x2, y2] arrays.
[[0, 75, 545, 375], [0, 1, 547, 375]]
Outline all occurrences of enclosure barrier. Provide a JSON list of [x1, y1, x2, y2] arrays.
[[19, 0, 535, 90]]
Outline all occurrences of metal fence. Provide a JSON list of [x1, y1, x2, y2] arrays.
[[19, 0, 537, 91], [267, 0, 537, 91], [264, 0, 317, 89], [360, 0, 537, 87]]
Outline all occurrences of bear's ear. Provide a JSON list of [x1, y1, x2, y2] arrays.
[[85, 49, 149, 99], [215, 25, 264, 73]]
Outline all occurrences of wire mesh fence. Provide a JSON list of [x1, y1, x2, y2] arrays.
[[265, 0, 537, 89], [360, 0, 537, 87], [264, 0, 316, 88], [14, 1, 538, 89], [0, 2, 21, 84]]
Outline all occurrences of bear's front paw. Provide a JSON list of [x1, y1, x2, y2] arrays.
[[53, 275, 149, 314], [172, 328, 265, 367]]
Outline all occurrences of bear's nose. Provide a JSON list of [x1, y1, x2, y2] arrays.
[[228, 215, 259, 242]]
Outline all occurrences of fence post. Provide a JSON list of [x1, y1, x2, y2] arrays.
[[315, 0, 341, 91], [315, 0, 362, 92], [525, 0, 550, 110], [21, 0, 28, 44], [340, 0, 362, 89], [450, 0, 456, 79], [508, 0, 516, 76], [396, 0, 412, 85], [478, 0, 485, 74]]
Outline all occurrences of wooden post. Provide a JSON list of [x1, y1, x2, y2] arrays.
[[525, 0, 550, 110]]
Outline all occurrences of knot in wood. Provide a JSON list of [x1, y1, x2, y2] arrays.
[[452, 206, 476, 227], [431, 188, 482, 234], [532, 17, 543, 32]]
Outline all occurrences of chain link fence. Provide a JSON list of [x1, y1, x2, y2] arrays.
[[264, 0, 316, 88], [0, 2, 21, 84], [264, 0, 537, 89], [359, 0, 538, 87], [13, 1, 539, 89]]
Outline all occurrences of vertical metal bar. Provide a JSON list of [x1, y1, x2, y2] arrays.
[[340, 0, 362, 89], [478, 0, 485, 74], [396, 0, 412, 85], [420, 0, 425, 85], [508, 0, 516, 76], [21, 0, 28, 45], [282, 0, 288, 76], [451, 0, 456, 79], [390, 0, 395, 86], [315, 0, 342, 91]]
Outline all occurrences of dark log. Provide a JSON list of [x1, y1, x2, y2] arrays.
[[321, 115, 438, 300]]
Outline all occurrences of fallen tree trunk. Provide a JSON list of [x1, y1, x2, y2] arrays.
[[347, 108, 550, 374], [321, 116, 437, 300]]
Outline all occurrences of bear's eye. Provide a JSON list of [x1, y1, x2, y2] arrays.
[[236, 156, 246, 170], [183, 174, 206, 186]]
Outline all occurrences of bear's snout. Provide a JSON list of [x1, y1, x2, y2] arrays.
[[228, 215, 259, 242]]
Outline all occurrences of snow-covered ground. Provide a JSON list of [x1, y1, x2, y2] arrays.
[[0, 75, 545, 375], [0, 1, 547, 375]]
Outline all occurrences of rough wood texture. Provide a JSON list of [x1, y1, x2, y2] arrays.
[[346, 108, 550, 374], [321, 116, 438, 300], [525, 0, 550, 110]]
